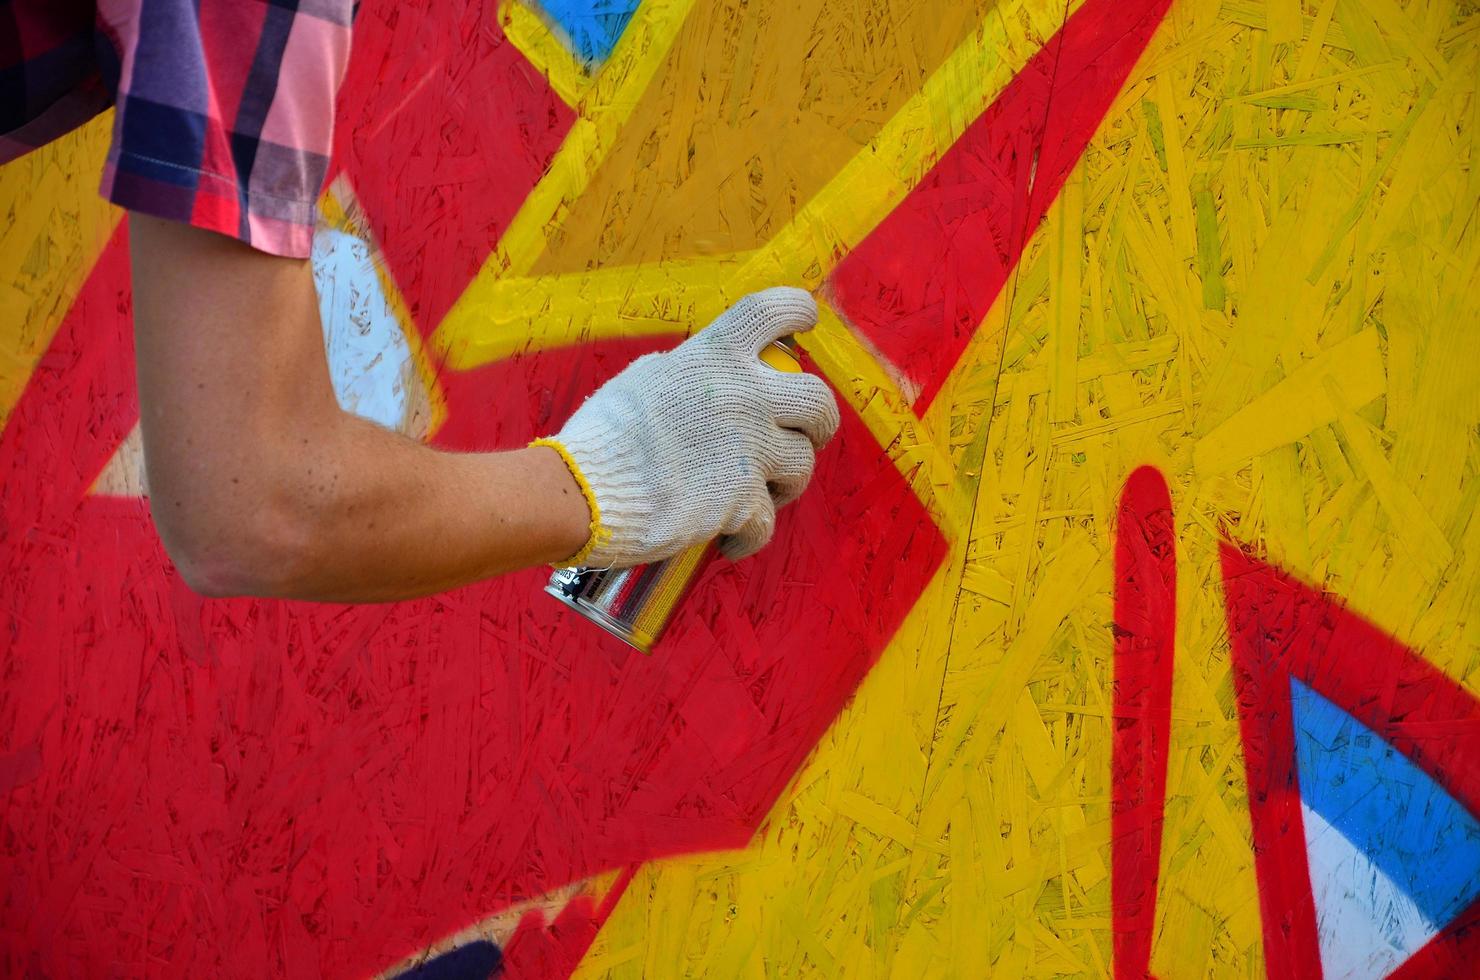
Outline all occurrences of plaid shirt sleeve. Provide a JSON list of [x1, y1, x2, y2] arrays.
[[101, 0, 354, 258], [2, 0, 353, 259]]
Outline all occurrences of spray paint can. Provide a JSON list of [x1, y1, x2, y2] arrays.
[[545, 337, 805, 652]]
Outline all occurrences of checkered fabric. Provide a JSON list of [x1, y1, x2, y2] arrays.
[[1, 0, 353, 258]]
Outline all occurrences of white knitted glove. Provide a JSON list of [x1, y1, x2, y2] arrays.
[[535, 287, 841, 568]]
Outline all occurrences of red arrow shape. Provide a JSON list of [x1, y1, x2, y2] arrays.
[[1112, 466, 1175, 980], [830, 0, 1173, 414]]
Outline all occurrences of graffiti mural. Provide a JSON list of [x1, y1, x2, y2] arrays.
[[2, 0, 1476, 977]]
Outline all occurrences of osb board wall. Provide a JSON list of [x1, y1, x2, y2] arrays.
[[1, 0, 1477, 977]]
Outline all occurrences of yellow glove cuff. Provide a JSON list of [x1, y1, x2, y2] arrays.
[[529, 437, 610, 567]]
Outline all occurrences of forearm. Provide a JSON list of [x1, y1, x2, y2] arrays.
[[130, 213, 590, 602], [292, 421, 588, 601], [127, 216, 834, 603], [186, 412, 589, 602]]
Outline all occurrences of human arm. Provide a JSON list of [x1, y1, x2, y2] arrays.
[[130, 214, 592, 602], [130, 218, 840, 603]]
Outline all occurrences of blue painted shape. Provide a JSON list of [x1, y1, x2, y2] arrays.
[[537, 0, 641, 63], [1292, 677, 1480, 928], [392, 940, 502, 980]]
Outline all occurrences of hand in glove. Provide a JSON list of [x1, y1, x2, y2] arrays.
[[534, 287, 841, 568]]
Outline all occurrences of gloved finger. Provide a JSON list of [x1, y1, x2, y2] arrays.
[[719, 497, 777, 561], [708, 287, 818, 355], [765, 430, 816, 508], [765, 371, 840, 450]]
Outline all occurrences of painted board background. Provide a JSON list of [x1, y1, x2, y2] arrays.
[[2, 0, 1478, 976]]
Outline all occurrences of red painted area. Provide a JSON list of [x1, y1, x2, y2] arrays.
[[501, 865, 636, 978], [1220, 544, 1480, 980], [1388, 894, 1480, 980], [0, 232, 946, 977], [1221, 550, 1323, 980], [502, 898, 603, 979], [0, 227, 137, 540], [828, 0, 1171, 414], [1221, 546, 1480, 833], [331, 0, 576, 338], [1110, 467, 1174, 980]]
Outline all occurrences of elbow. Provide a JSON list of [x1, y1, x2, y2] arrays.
[[152, 491, 319, 600]]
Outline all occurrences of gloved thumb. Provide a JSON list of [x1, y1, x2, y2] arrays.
[[710, 287, 818, 355]]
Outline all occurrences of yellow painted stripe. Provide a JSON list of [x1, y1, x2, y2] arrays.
[[500, 0, 592, 108], [718, 0, 1048, 300], [456, 0, 701, 289], [436, 253, 750, 366], [806, 302, 974, 542], [0, 115, 121, 428], [436, 0, 1044, 367]]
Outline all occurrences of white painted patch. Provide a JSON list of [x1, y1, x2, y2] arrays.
[[1302, 803, 1439, 980], [92, 227, 422, 499], [310, 228, 415, 431]]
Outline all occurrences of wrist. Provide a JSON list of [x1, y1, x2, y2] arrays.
[[539, 407, 661, 567], [527, 440, 605, 565]]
